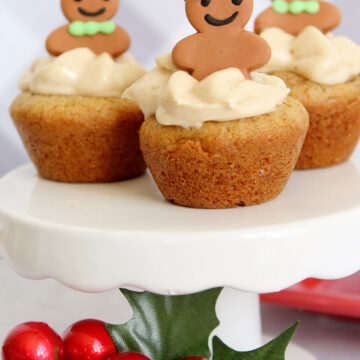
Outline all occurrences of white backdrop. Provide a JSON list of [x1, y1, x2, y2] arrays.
[[0, 0, 358, 175]]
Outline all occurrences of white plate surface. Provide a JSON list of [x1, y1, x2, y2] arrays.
[[0, 149, 359, 294]]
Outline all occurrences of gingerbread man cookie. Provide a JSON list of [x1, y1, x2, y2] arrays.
[[255, 0, 341, 36], [172, 0, 271, 81], [46, 0, 130, 57]]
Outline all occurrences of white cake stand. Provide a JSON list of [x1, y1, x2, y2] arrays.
[[1, 150, 360, 359]]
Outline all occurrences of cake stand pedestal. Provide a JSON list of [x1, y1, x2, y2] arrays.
[[1, 151, 360, 358]]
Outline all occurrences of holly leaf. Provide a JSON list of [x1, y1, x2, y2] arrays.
[[212, 322, 299, 360], [106, 288, 222, 360]]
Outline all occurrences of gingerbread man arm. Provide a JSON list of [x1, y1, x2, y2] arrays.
[[255, 1, 341, 35], [46, 26, 74, 56], [172, 35, 200, 73], [111, 26, 131, 57], [242, 32, 272, 73]]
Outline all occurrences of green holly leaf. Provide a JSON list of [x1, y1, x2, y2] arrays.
[[212, 322, 299, 360], [106, 288, 222, 360]]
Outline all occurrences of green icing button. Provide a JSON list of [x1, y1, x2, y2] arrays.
[[289, 1, 305, 14], [86, 21, 99, 36], [68, 21, 84, 37], [102, 21, 116, 34], [272, 0, 289, 14], [305, 1, 321, 14]]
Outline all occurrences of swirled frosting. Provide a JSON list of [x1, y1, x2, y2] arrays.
[[260, 26, 360, 85], [19, 48, 146, 97], [123, 54, 289, 129]]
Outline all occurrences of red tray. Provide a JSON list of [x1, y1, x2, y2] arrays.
[[260, 271, 360, 319]]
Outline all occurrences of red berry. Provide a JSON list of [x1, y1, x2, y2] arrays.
[[107, 353, 150, 360], [2, 322, 65, 360], [63, 320, 116, 360]]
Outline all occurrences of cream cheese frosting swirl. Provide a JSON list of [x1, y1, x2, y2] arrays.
[[260, 26, 360, 85], [19, 48, 146, 97], [123, 54, 289, 129]]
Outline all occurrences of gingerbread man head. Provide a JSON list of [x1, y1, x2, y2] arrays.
[[185, 0, 254, 33], [61, 0, 120, 22]]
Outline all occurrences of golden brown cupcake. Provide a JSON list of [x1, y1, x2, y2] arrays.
[[11, 48, 147, 183], [11, 0, 147, 183], [259, 26, 360, 169], [140, 97, 308, 209], [124, 55, 309, 209], [11, 92, 145, 183], [272, 71, 360, 169]]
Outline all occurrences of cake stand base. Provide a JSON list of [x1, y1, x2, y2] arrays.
[[215, 288, 262, 351], [215, 288, 316, 358]]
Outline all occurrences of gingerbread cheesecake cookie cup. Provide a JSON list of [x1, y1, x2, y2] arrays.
[[10, 0, 148, 183], [124, 55, 309, 209], [259, 26, 360, 169], [271, 71, 360, 169], [255, 2, 360, 169], [123, 0, 309, 209], [11, 48, 146, 183]]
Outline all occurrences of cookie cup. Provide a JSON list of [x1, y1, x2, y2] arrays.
[[273, 72, 360, 169], [10, 92, 146, 183], [140, 97, 309, 209]]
